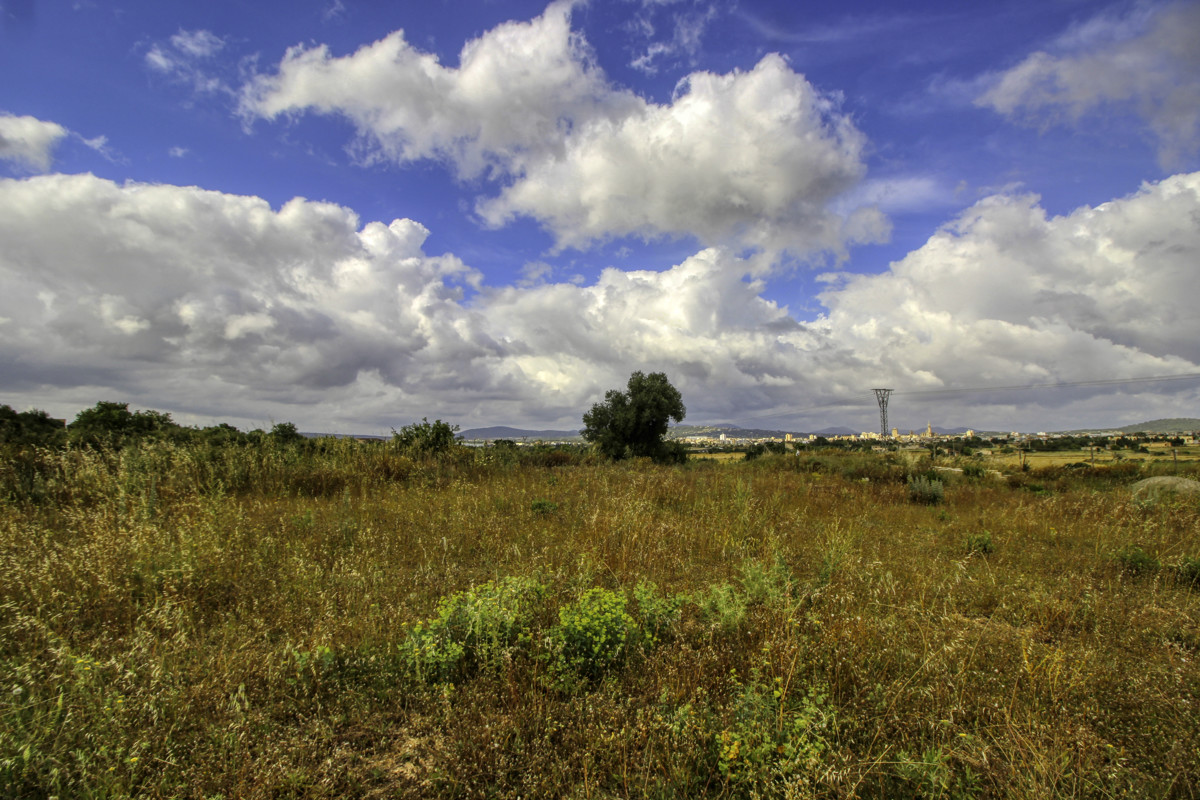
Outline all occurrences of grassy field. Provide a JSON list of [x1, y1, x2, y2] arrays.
[[2, 442, 1199, 798], [986, 444, 1200, 469]]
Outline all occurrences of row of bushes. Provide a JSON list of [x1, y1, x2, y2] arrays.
[[0, 437, 599, 505], [396, 564, 797, 688]]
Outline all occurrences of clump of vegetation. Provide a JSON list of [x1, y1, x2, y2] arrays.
[[391, 417, 460, 457], [696, 581, 750, 632], [530, 498, 558, 515], [892, 745, 981, 798], [743, 441, 787, 461], [1175, 556, 1200, 588], [581, 370, 686, 463], [400, 576, 545, 682], [738, 555, 794, 606], [965, 531, 995, 555], [552, 587, 637, 680], [631, 579, 684, 648], [907, 474, 945, 504], [716, 671, 834, 793], [1114, 544, 1161, 575], [0, 404, 67, 447], [962, 463, 986, 479]]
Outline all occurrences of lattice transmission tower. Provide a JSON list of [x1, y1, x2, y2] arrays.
[[872, 388, 893, 439]]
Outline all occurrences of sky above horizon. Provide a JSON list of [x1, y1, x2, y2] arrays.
[[2, 0, 1199, 434]]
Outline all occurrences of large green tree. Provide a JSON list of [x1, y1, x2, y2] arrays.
[[0, 405, 66, 446], [392, 417, 460, 457], [68, 401, 176, 447], [582, 371, 686, 462]]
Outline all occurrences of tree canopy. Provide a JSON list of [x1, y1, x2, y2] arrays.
[[68, 401, 175, 447], [582, 371, 686, 462], [392, 417, 460, 457], [0, 405, 67, 446]]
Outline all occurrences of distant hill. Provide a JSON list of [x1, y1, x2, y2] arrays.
[[314, 419, 1198, 443], [670, 424, 743, 436], [1116, 418, 1200, 433], [300, 432, 386, 440], [459, 426, 581, 441], [460, 423, 812, 441], [810, 426, 857, 436], [671, 423, 803, 439], [458, 422, 987, 441]]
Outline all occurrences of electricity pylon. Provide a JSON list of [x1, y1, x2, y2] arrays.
[[872, 388, 893, 439]]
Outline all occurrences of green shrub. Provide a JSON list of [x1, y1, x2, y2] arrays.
[[893, 745, 981, 799], [744, 442, 786, 461], [530, 498, 558, 515], [738, 556, 794, 607], [962, 464, 985, 479], [400, 576, 545, 682], [632, 580, 684, 649], [1114, 545, 1160, 576], [716, 672, 833, 792], [391, 417, 459, 457], [1176, 556, 1200, 588], [907, 475, 944, 505], [696, 582, 748, 633], [554, 587, 636, 679], [965, 531, 994, 555], [288, 645, 337, 694]]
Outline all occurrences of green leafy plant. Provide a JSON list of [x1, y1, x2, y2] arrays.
[[1114, 545, 1160, 576], [631, 580, 684, 649], [716, 671, 833, 793], [965, 531, 994, 555], [553, 587, 636, 679], [400, 576, 545, 682], [391, 417, 460, 457], [288, 645, 336, 694], [738, 555, 793, 607], [1176, 556, 1200, 587], [530, 499, 558, 515], [894, 745, 980, 799], [907, 475, 945, 504], [696, 581, 748, 633]]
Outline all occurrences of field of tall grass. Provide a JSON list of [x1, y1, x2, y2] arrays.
[[2, 440, 1198, 798]]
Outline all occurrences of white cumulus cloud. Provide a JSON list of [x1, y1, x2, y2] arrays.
[[977, 2, 1200, 168], [239, 2, 877, 258], [0, 113, 68, 172], [820, 171, 1200, 425], [241, 2, 616, 178], [476, 54, 884, 255], [1, 171, 1197, 432], [0, 174, 487, 425]]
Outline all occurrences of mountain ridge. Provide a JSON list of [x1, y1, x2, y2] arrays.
[[311, 418, 1200, 442]]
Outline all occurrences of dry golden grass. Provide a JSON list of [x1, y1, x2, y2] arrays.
[[2, 442, 1199, 798], [688, 451, 744, 462], [987, 445, 1200, 468]]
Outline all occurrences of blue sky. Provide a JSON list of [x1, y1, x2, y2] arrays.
[[2, 0, 1198, 434]]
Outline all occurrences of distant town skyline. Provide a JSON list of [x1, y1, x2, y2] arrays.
[[2, 1, 1198, 434]]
